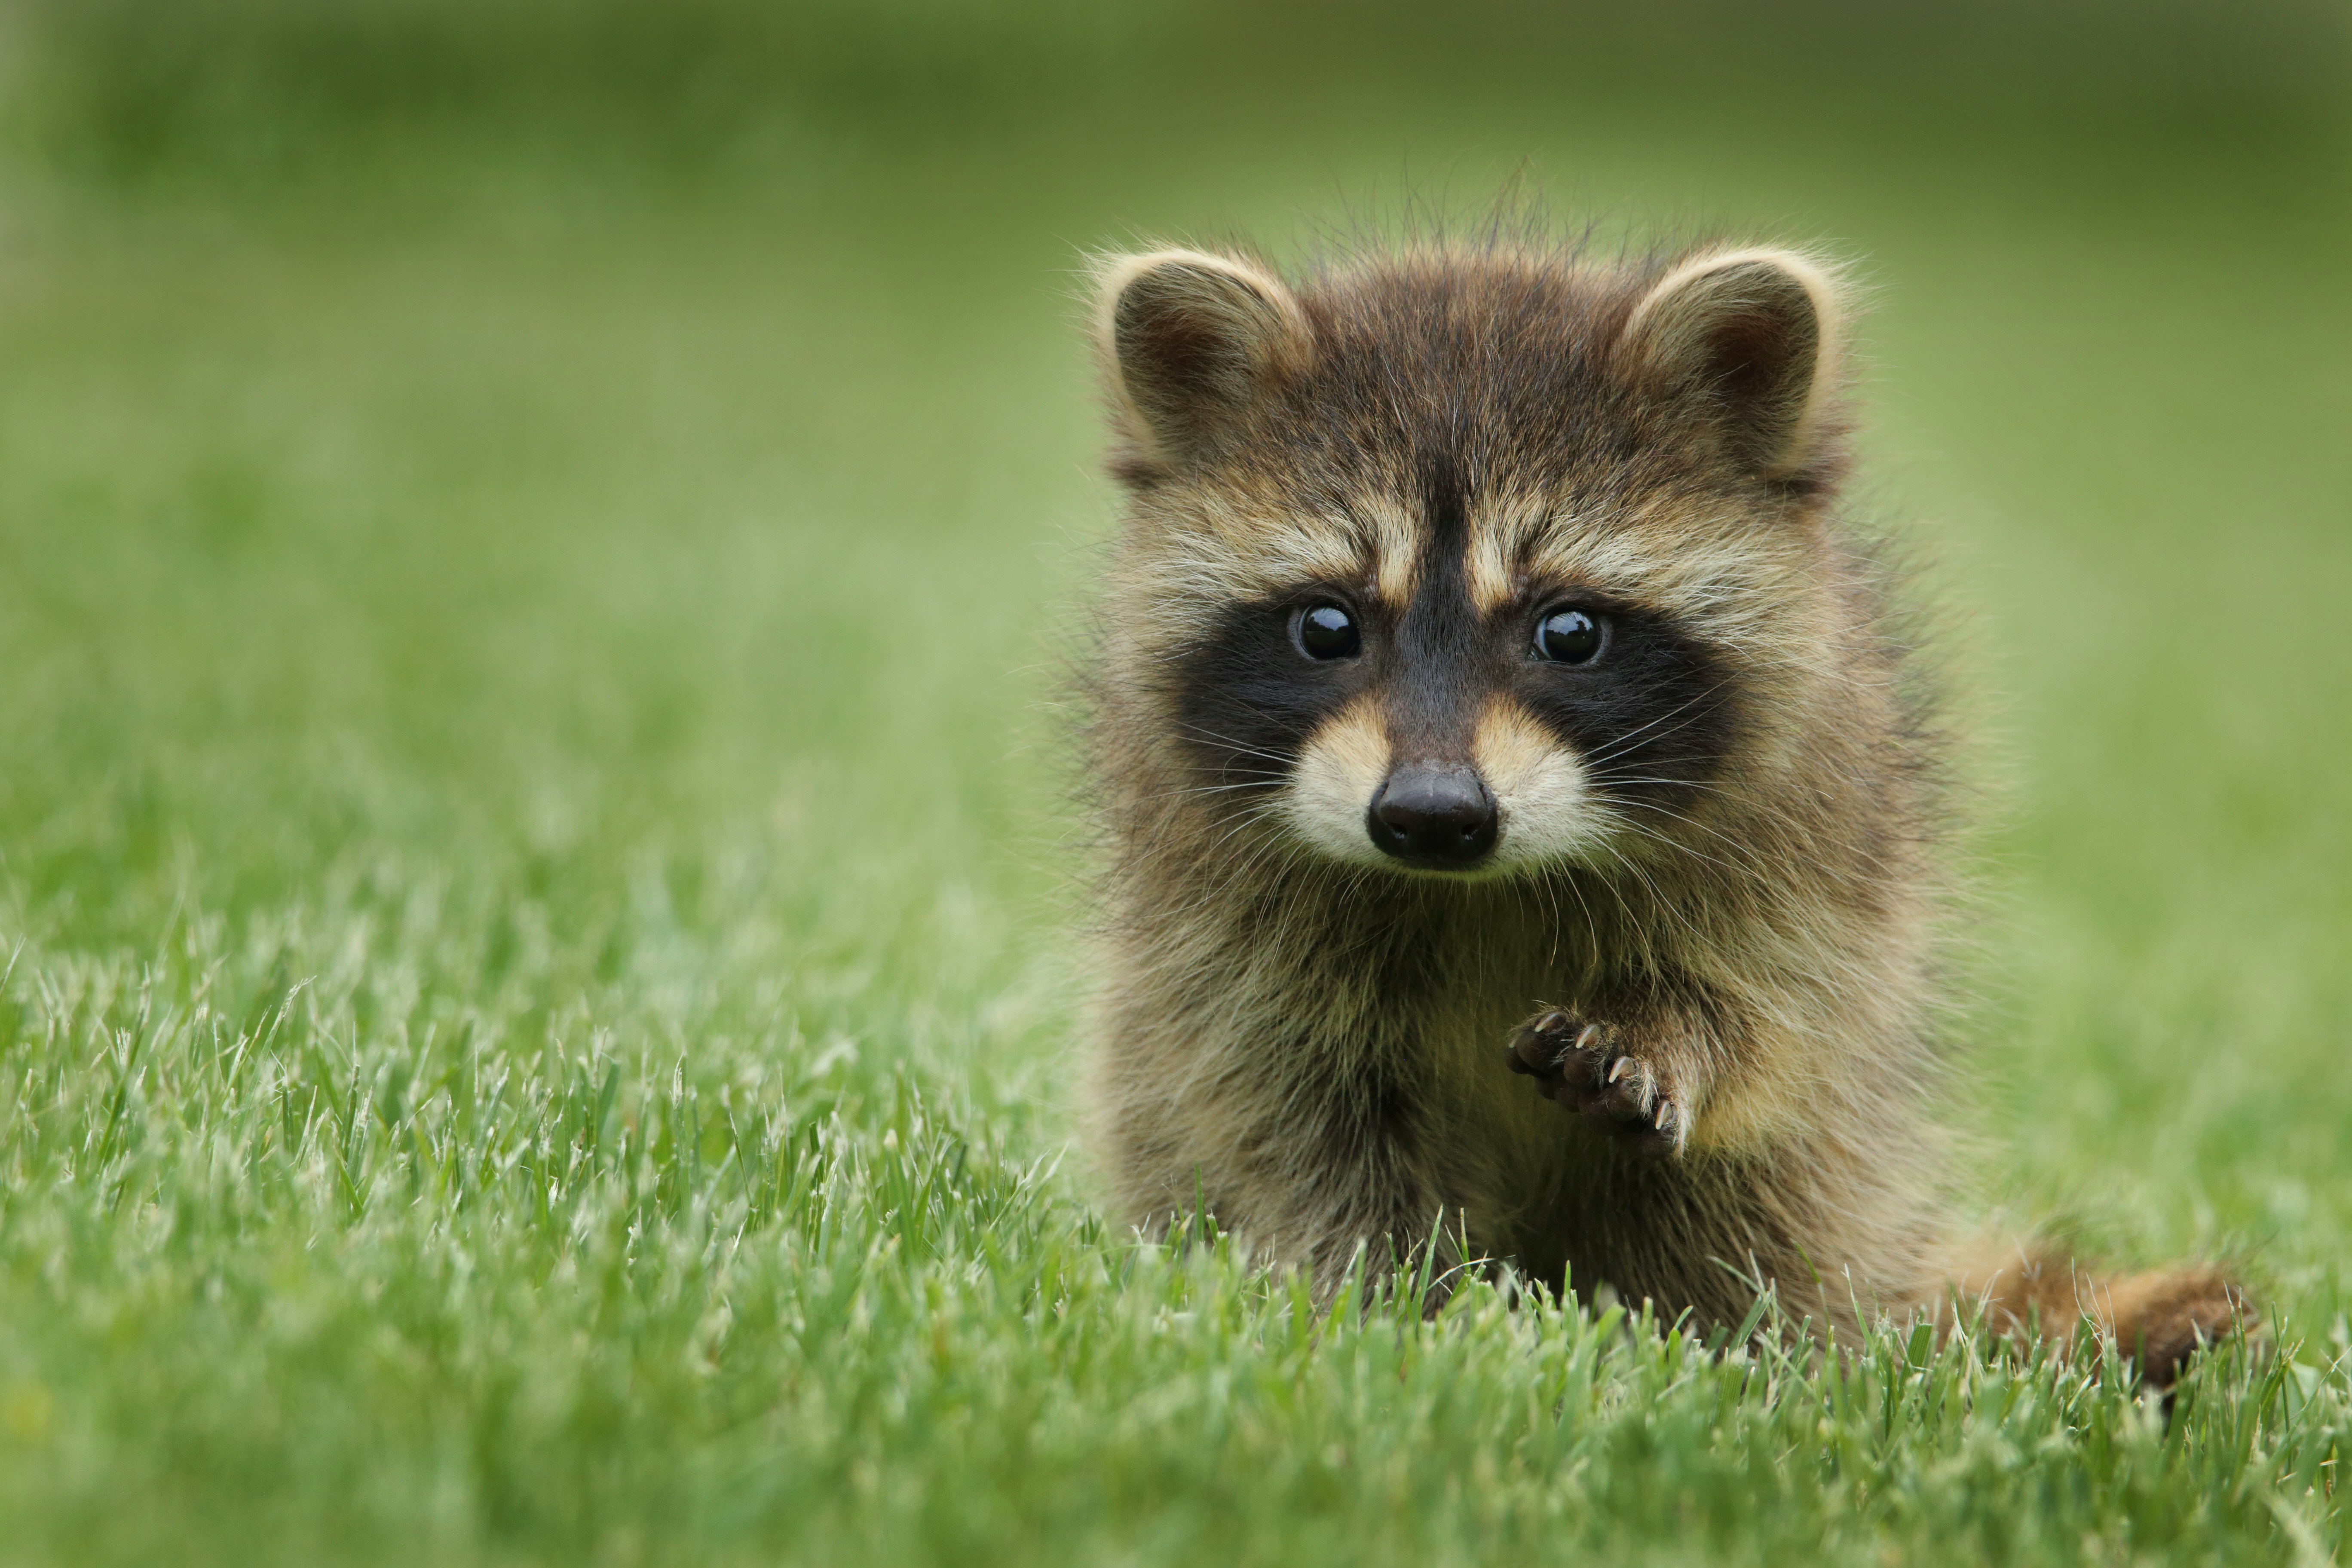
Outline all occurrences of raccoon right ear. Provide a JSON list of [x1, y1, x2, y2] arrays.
[[1093, 248, 1309, 477], [1620, 248, 1846, 484]]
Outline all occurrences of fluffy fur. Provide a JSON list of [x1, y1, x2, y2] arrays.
[[1075, 231, 2246, 1384]]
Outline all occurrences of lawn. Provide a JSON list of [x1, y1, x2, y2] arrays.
[[0, 3, 2346, 1562]]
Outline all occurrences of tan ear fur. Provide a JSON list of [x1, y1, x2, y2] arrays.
[[1621, 247, 1846, 482], [1091, 247, 1309, 475]]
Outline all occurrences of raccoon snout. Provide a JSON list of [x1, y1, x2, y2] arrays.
[[1366, 765, 1498, 867]]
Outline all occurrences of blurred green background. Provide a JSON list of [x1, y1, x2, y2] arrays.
[[0, 1, 2344, 1562]]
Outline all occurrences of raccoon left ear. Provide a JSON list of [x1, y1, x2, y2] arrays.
[[1093, 247, 1310, 477], [1620, 248, 1845, 484]]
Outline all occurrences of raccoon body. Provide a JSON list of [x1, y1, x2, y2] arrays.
[[1078, 234, 2243, 1381]]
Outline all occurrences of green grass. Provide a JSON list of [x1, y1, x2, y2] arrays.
[[0, 3, 2348, 1562]]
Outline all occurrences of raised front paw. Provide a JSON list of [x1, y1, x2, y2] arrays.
[[1506, 1009, 1687, 1152]]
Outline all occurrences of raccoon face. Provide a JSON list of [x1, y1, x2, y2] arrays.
[[1164, 492, 1739, 878], [1093, 241, 1844, 878]]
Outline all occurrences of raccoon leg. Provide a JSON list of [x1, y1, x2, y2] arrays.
[[1118, 1084, 1460, 1305], [1505, 1007, 1694, 1152], [1267, 1104, 1466, 1309]]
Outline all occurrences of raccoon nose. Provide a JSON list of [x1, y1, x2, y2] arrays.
[[1367, 766, 1498, 866]]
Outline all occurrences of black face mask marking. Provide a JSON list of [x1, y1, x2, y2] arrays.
[[1169, 458, 1738, 845], [1506, 592, 1735, 816], [1173, 585, 1377, 806], [1385, 451, 1737, 817]]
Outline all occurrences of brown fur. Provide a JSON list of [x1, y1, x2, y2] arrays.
[[1074, 230, 2248, 1384]]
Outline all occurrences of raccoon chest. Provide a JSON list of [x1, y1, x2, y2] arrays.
[[1263, 983, 1589, 1250], [1412, 998, 1597, 1253]]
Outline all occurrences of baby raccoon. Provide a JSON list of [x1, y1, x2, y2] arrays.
[[1077, 232, 2246, 1382]]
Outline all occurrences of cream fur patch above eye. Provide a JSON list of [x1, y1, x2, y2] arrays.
[[1464, 505, 1528, 614], [1349, 494, 1420, 609], [1139, 493, 1415, 610], [1274, 695, 1392, 865]]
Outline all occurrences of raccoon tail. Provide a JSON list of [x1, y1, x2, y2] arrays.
[[1935, 1237, 2254, 1388]]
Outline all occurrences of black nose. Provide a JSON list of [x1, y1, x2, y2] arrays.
[[1366, 765, 1498, 866]]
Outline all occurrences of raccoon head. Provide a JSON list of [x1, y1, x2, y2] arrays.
[[1092, 240, 1849, 879]]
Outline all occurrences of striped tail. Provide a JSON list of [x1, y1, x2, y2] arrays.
[[1942, 1241, 2253, 1387]]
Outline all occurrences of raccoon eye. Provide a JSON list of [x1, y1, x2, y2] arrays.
[[1294, 603, 1361, 661], [1534, 607, 1606, 665]]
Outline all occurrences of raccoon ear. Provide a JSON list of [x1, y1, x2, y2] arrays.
[[1093, 248, 1309, 475], [1621, 248, 1845, 483]]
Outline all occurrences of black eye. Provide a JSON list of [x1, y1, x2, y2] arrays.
[[1534, 607, 1606, 665], [1295, 602, 1361, 660]]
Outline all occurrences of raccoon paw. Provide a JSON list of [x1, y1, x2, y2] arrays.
[[1506, 1010, 1687, 1153]]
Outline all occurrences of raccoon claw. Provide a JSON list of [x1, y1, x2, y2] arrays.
[[1506, 1010, 1687, 1153]]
